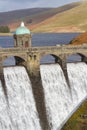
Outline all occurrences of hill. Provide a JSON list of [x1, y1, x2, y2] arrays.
[[62, 100, 87, 130], [0, 2, 80, 32], [32, 1, 87, 33], [0, 8, 52, 25], [69, 32, 87, 45]]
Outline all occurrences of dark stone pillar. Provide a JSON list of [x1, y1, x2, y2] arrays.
[[81, 56, 87, 63], [15, 56, 26, 66], [26, 55, 50, 130], [59, 56, 70, 87], [0, 58, 8, 99], [55, 56, 61, 63]]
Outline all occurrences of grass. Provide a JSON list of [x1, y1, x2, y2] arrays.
[[32, 1, 87, 32], [62, 100, 87, 130], [0, 33, 13, 36]]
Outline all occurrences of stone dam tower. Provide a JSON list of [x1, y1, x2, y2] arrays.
[[14, 22, 31, 47]]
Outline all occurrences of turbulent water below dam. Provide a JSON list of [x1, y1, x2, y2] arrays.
[[0, 62, 87, 130]]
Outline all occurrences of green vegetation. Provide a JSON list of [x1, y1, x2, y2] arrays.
[[0, 26, 10, 33], [62, 100, 87, 130]]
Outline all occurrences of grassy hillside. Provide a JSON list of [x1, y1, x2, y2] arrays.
[[32, 1, 87, 33], [62, 100, 87, 130], [0, 8, 52, 25], [1, 1, 87, 32], [0, 2, 80, 32]]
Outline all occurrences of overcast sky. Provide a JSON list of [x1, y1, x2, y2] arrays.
[[0, 0, 83, 12]]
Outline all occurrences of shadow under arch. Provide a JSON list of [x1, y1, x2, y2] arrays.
[[2, 55, 26, 67], [14, 56, 26, 66], [66, 53, 87, 63], [62, 97, 87, 130], [40, 53, 62, 64]]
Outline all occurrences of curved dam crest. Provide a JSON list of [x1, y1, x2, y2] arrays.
[[0, 63, 87, 130]]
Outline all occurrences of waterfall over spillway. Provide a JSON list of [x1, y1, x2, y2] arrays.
[[0, 63, 87, 130], [0, 67, 41, 130], [40, 62, 87, 130]]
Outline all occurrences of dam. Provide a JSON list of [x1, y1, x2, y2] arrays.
[[0, 22, 87, 130]]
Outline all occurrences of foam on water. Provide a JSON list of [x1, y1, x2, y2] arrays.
[[0, 63, 87, 130], [40, 62, 87, 130], [0, 66, 41, 130]]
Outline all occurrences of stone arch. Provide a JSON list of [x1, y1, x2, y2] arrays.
[[14, 56, 26, 66], [40, 53, 62, 64], [2, 55, 26, 66], [66, 53, 87, 63]]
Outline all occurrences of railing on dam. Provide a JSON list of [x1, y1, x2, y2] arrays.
[[0, 44, 87, 54]]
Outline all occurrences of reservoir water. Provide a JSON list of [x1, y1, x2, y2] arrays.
[[0, 33, 80, 48]]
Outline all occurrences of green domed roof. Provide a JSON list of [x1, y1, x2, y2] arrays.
[[15, 22, 30, 35]]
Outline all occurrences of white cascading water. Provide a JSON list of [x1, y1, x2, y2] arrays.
[[40, 62, 87, 130], [0, 66, 41, 130], [0, 63, 87, 130]]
